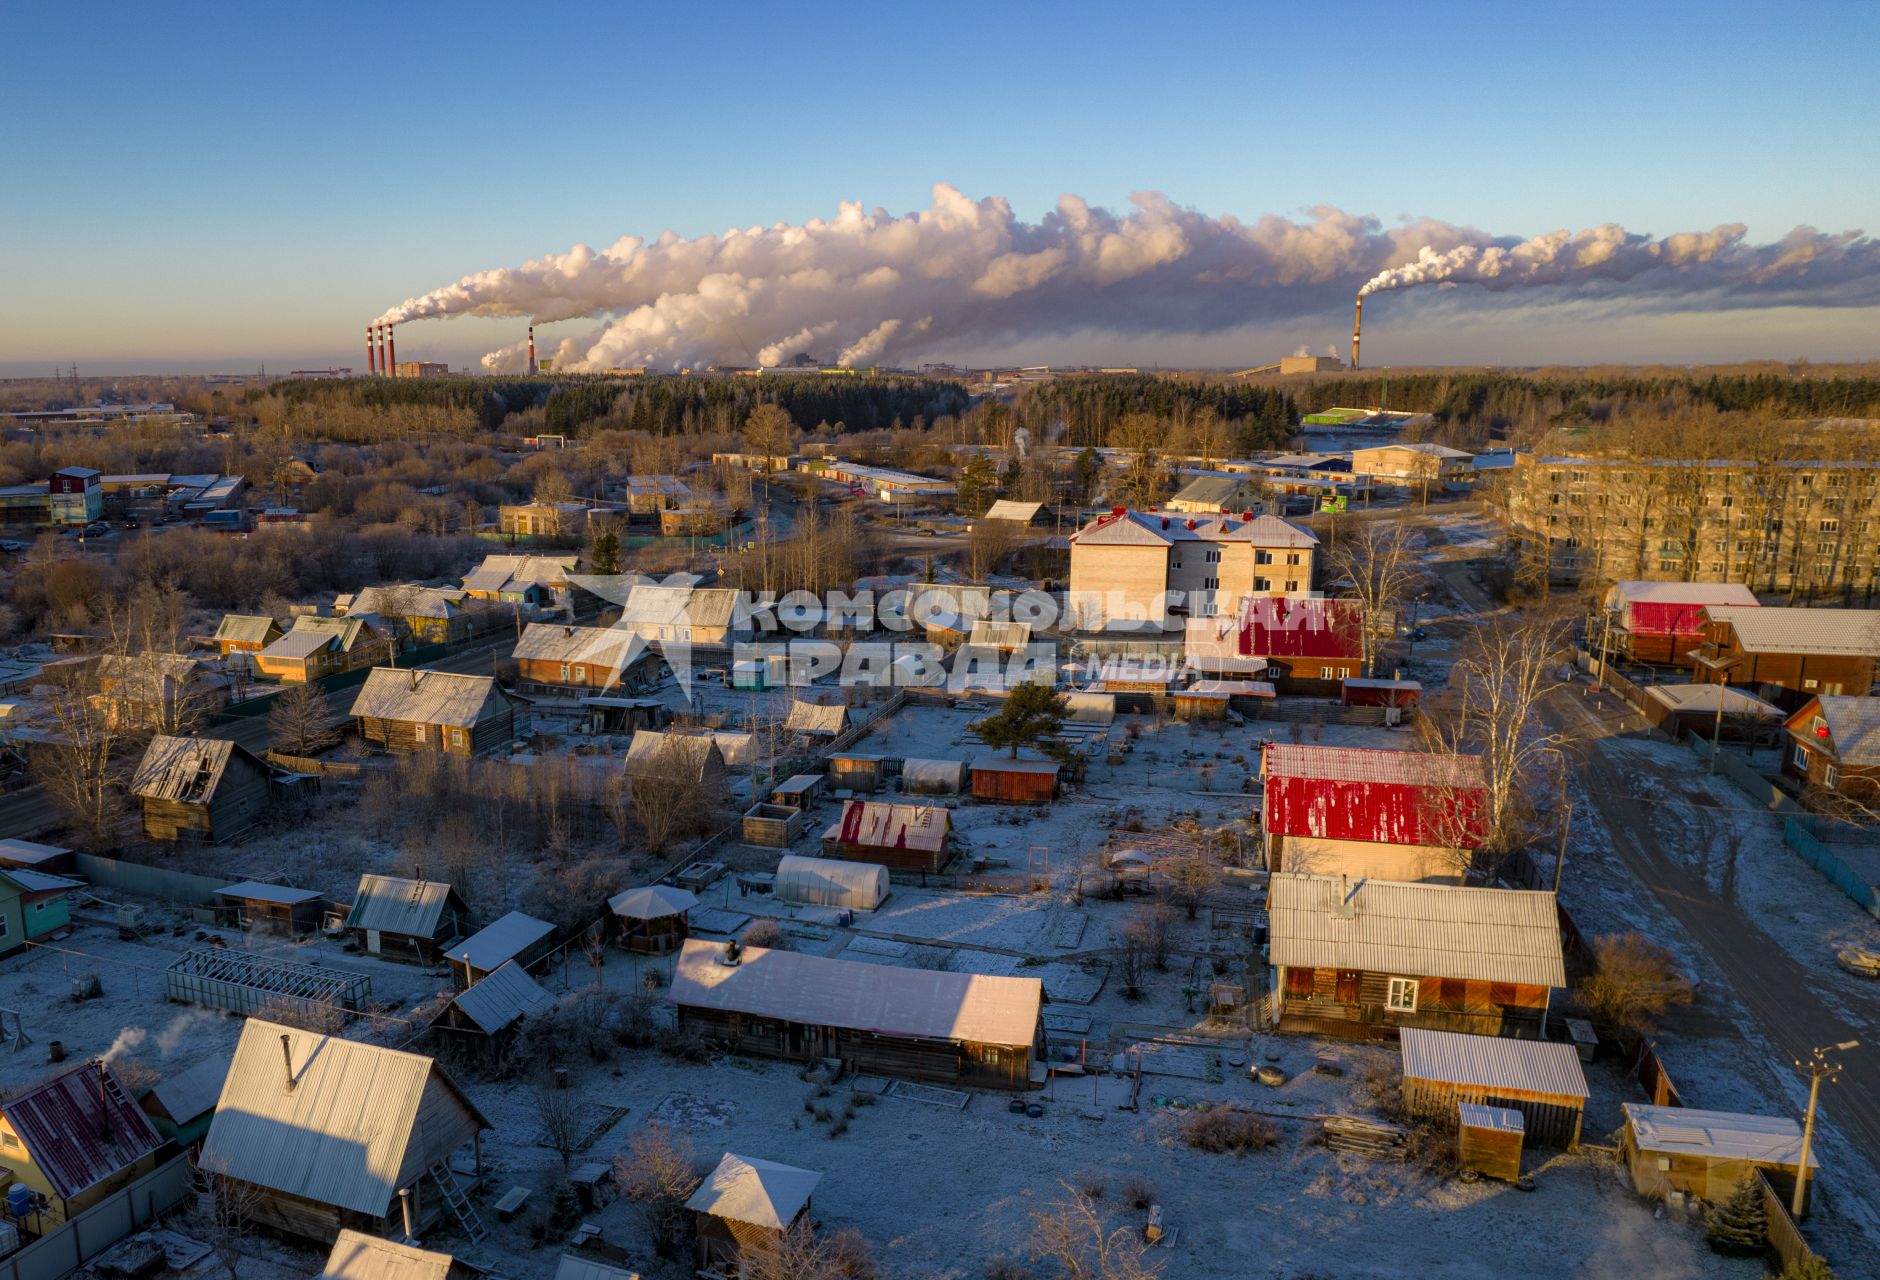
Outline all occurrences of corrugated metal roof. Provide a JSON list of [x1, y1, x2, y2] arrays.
[[1705, 605, 1880, 655], [1623, 1104, 1814, 1166], [215, 615, 280, 644], [448, 911, 554, 972], [345, 874, 466, 938], [1808, 695, 1880, 766], [625, 730, 723, 779], [973, 758, 1061, 775], [342, 586, 461, 621], [1608, 581, 1759, 609], [1072, 509, 1319, 548], [0, 839, 71, 867], [827, 800, 951, 852], [451, 960, 554, 1035], [349, 669, 502, 729], [217, 881, 323, 906], [146, 1053, 231, 1125], [684, 1152, 821, 1230], [1400, 1028, 1588, 1100], [784, 701, 848, 735], [1, 1063, 165, 1200], [259, 627, 342, 661], [1644, 684, 1782, 717], [320, 1229, 454, 1280], [130, 736, 251, 803], [463, 553, 579, 595], [2, 868, 82, 895], [1265, 744, 1486, 788], [609, 885, 698, 919], [554, 1257, 642, 1280], [1239, 597, 1364, 661], [1458, 1102, 1525, 1132], [513, 622, 650, 669], [617, 585, 751, 630], [983, 499, 1043, 521], [968, 620, 1033, 649], [1269, 873, 1565, 987], [670, 940, 1042, 1049], [201, 1019, 488, 1218]]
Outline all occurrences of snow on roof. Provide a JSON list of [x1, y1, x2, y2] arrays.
[[130, 736, 261, 803], [349, 668, 502, 728], [451, 960, 554, 1035], [1071, 509, 1318, 548], [1269, 872, 1565, 988], [217, 880, 323, 906], [617, 585, 752, 630], [609, 885, 699, 919], [684, 1152, 822, 1230], [463, 553, 579, 594], [711, 732, 757, 767], [448, 910, 554, 972], [670, 939, 1043, 1049], [625, 730, 724, 778], [342, 585, 461, 620], [968, 620, 1033, 649], [1704, 605, 1880, 656], [1263, 743, 1486, 789], [1607, 581, 1759, 609], [345, 874, 465, 938], [0, 838, 71, 866], [973, 757, 1061, 775], [514, 622, 648, 667], [1458, 1103, 1525, 1133], [784, 700, 849, 735], [146, 1053, 231, 1125], [826, 800, 951, 852], [1644, 684, 1783, 717], [1, 868, 82, 895], [554, 1256, 642, 1280], [1802, 695, 1880, 766], [1400, 1027, 1588, 1100], [0, 1063, 165, 1200], [215, 614, 280, 644], [983, 499, 1043, 521], [320, 1229, 454, 1280], [1186, 679, 1275, 697], [259, 627, 340, 661], [1623, 1103, 1814, 1167], [202, 1019, 488, 1218]]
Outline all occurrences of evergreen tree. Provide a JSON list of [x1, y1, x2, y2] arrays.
[[589, 530, 622, 576], [1073, 447, 1103, 503], [1704, 1175, 1768, 1256], [970, 684, 1067, 759], [956, 455, 999, 516], [1779, 1256, 1837, 1280]]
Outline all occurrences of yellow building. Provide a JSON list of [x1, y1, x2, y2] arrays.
[[0, 1063, 166, 1224], [1067, 508, 1318, 630]]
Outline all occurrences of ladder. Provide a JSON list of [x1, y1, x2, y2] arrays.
[[428, 1162, 488, 1245]]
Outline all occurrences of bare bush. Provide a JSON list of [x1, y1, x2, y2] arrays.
[[531, 1075, 584, 1169], [1159, 850, 1223, 921], [1029, 1180, 1162, 1280], [267, 681, 340, 757], [742, 918, 788, 950], [1577, 931, 1695, 1032], [613, 1123, 705, 1258], [1181, 1108, 1279, 1156], [748, 1223, 877, 1280]]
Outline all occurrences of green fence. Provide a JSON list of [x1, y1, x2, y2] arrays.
[[1782, 818, 1880, 921]]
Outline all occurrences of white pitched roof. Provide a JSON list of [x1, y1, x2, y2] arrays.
[[513, 623, 652, 669], [448, 910, 554, 971], [1400, 1027, 1588, 1100], [983, 499, 1043, 522], [669, 939, 1042, 1049], [451, 960, 555, 1035], [1805, 695, 1880, 765], [783, 701, 848, 735], [349, 668, 503, 728], [684, 1152, 821, 1230], [320, 1228, 453, 1279], [1704, 604, 1880, 655], [1644, 684, 1783, 717], [1623, 1104, 1814, 1167], [1607, 581, 1759, 608], [1071, 509, 1318, 548], [609, 885, 698, 919], [1268, 872, 1565, 987]]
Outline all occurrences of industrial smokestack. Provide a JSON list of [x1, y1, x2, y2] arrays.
[[387, 324, 397, 378], [366, 326, 377, 377], [1350, 296, 1362, 372], [528, 324, 536, 375]]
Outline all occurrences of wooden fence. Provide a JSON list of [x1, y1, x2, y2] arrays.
[[263, 750, 378, 780], [1629, 1038, 1682, 1108], [1757, 1168, 1818, 1270]]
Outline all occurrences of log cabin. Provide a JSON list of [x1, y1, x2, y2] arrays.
[[512, 622, 659, 698], [686, 1153, 821, 1279], [1782, 694, 1880, 808], [130, 736, 276, 843], [350, 668, 520, 757], [253, 616, 393, 684], [1690, 605, 1880, 710], [1598, 581, 1758, 666], [1267, 872, 1565, 1040], [345, 874, 472, 963]]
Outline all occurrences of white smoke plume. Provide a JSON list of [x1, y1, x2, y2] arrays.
[[376, 185, 1880, 372]]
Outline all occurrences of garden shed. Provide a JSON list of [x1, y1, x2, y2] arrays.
[[970, 757, 1060, 803], [687, 1152, 821, 1279], [446, 910, 557, 986], [828, 753, 884, 794], [775, 855, 889, 910], [1621, 1104, 1815, 1212], [822, 800, 951, 873], [1457, 1103, 1525, 1182], [345, 874, 471, 963], [432, 959, 555, 1057], [1400, 1027, 1589, 1148], [216, 881, 324, 936], [140, 1053, 231, 1147]]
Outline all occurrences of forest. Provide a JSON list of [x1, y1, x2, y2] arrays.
[[1014, 375, 1299, 451]]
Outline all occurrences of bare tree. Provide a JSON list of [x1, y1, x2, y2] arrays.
[[1159, 850, 1223, 920], [629, 740, 717, 854], [747, 1223, 878, 1280], [744, 403, 797, 465], [613, 1122, 705, 1258], [967, 517, 1020, 581], [267, 681, 339, 757], [32, 665, 125, 847], [1321, 520, 1422, 677], [531, 1074, 585, 1169], [1029, 1180, 1163, 1280], [1113, 414, 1168, 510], [191, 1163, 263, 1279], [1577, 932, 1695, 1032]]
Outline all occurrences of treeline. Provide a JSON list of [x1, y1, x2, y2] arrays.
[[1018, 376, 1298, 451]]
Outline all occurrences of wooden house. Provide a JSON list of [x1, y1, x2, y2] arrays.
[[254, 616, 392, 684], [971, 757, 1061, 803], [461, 553, 578, 605], [345, 874, 471, 963], [615, 585, 758, 652], [686, 1153, 821, 1279], [828, 753, 884, 793], [130, 736, 276, 843], [1185, 596, 1363, 693], [139, 1053, 230, 1147], [1267, 872, 1565, 1040], [1690, 605, 1880, 709], [336, 585, 476, 645], [1599, 581, 1759, 666], [1783, 694, 1880, 806], [609, 885, 698, 954], [1261, 744, 1488, 884], [0, 867, 81, 956], [1621, 1104, 1815, 1213], [0, 1062, 166, 1225], [199, 1019, 489, 1244], [215, 881, 324, 935], [669, 939, 1044, 1088], [821, 800, 951, 873], [513, 623, 659, 698], [94, 652, 228, 729], [625, 730, 727, 793], [446, 910, 557, 986], [1399, 1027, 1589, 1148], [319, 1230, 456, 1280], [430, 960, 555, 1060], [214, 614, 284, 656], [350, 668, 520, 757]]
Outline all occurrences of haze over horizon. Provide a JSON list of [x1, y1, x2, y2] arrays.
[[4, 0, 1877, 376]]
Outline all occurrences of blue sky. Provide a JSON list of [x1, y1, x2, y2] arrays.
[[4, 0, 1877, 373]]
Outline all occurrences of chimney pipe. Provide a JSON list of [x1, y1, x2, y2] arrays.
[[528, 325, 536, 376], [366, 327, 377, 377], [1350, 296, 1363, 372], [399, 1186, 414, 1242], [96, 1061, 111, 1138], [386, 324, 397, 378], [279, 1034, 296, 1091]]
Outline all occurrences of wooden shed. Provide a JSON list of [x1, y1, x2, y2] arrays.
[[345, 874, 471, 963], [0, 839, 76, 876], [446, 910, 557, 986], [139, 1053, 230, 1148], [821, 800, 951, 874], [1400, 1027, 1588, 1149], [1341, 677, 1423, 709], [130, 735, 276, 843], [1621, 1103, 1816, 1213], [430, 959, 555, 1060], [971, 757, 1061, 803], [828, 753, 884, 794], [1457, 1103, 1525, 1182], [319, 1230, 455, 1280], [686, 1152, 820, 1279], [668, 939, 1044, 1088], [770, 774, 824, 808], [216, 880, 324, 935], [350, 669, 519, 757]]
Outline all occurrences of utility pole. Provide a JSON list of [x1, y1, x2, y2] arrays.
[[1553, 766, 1572, 895], [1793, 1039, 1858, 1218], [1708, 687, 1728, 774]]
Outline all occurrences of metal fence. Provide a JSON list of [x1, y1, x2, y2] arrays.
[[1782, 818, 1880, 921], [72, 853, 229, 908], [0, 1155, 192, 1280]]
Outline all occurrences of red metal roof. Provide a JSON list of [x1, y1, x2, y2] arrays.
[[1263, 745, 1488, 846], [1624, 601, 1723, 638], [2, 1063, 164, 1201], [1239, 598, 1363, 660]]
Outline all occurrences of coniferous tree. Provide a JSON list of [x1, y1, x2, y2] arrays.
[[1704, 1175, 1768, 1256]]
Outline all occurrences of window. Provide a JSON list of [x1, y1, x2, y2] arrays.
[[572, 665, 586, 684], [1255, 550, 1273, 565], [1721, 495, 1734, 508], [1803, 678, 1818, 690], [1794, 743, 1809, 769], [30, 901, 44, 914], [1286, 553, 1301, 565], [1205, 549, 1220, 564], [1386, 978, 1418, 1013], [559, 663, 571, 681], [1320, 666, 1335, 679], [0, 915, 9, 940], [1285, 580, 1299, 592], [1825, 764, 1840, 789], [450, 727, 467, 748], [1254, 577, 1270, 591]]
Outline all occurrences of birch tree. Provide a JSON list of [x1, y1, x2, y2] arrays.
[[1321, 520, 1422, 677]]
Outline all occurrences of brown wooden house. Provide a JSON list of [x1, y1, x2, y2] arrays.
[[1621, 1104, 1816, 1213], [685, 1153, 821, 1278], [512, 623, 658, 698], [130, 736, 276, 843], [349, 668, 520, 757], [1267, 873, 1565, 1040], [1690, 605, 1880, 710], [669, 939, 1045, 1089], [1400, 1027, 1589, 1148], [214, 614, 284, 656], [199, 1019, 489, 1244], [94, 652, 229, 730], [1783, 694, 1880, 808], [345, 874, 471, 963], [970, 757, 1060, 803], [254, 616, 393, 684]]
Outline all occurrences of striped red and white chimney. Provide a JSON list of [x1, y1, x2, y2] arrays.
[[528, 324, 536, 375], [366, 326, 376, 376], [386, 324, 396, 378]]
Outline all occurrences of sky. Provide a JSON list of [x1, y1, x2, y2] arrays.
[[3, 0, 1878, 375]]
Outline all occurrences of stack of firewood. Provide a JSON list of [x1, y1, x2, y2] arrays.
[[1320, 1115, 1409, 1160]]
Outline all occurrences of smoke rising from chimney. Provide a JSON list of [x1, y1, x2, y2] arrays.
[[374, 185, 1880, 372]]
